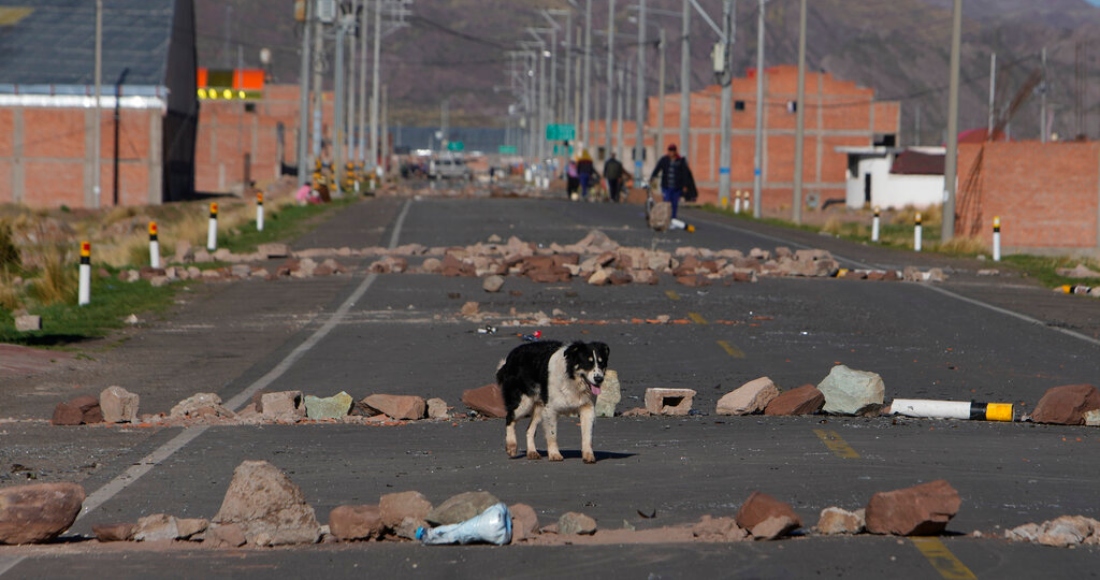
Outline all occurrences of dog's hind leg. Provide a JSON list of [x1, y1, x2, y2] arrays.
[[505, 417, 518, 458], [579, 403, 596, 464], [525, 405, 543, 460]]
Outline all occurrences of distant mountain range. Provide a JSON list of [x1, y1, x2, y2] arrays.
[[197, 0, 1100, 145]]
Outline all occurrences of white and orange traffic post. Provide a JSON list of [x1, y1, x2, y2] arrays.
[[256, 192, 265, 232], [914, 212, 922, 252], [148, 221, 160, 268], [207, 202, 218, 252], [871, 206, 880, 243], [992, 216, 1001, 262], [78, 241, 91, 306]]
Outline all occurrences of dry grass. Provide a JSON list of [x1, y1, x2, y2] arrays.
[[891, 204, 942, 227], [26, 245, 76, 306], [0, 272, 22, 311], [937, 235, 988, 256]]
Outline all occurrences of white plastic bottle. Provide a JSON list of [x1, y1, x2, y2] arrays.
[[417, 503, 513, 545]]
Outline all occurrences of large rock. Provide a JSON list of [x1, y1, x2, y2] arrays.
[[716, 377, 780, 416], [260, 391, 306, 422], [0, 482, 85, 544], [764, 384, 825, 416], [100, 386, 140, 423], [595, 369, 622, 417], [426, 397, 450, 420], [362, 394, 426, 421], [426, 491, 501, 526], [558, 512, 597, 535], [1007, 516, 1100, 547], [509, 503, 540, 543], [817, 365, 885, 415], [133, 513, 180, 542], [169, 393, 235, 420], [864, 479, 961, 536], [462, 383, 506, 418], [51, 395, 103, 426], [212, 460, 322, 546], [644, 388, 697, 416], [1030, 384, 1100, 425], [328, 505, 383, 541], [379, 491, 432, 530], [735, 492, 803, 535], [304, 391, 353, 420]]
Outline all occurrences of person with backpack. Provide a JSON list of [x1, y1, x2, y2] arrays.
[[648, 143, 696, 219], [603, 152, 625, 203], [576, 150, 599, 201]]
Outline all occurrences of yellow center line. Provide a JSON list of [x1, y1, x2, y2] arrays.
[[665, 290, 681, 301], [911, 537, 977, 580], [716, 340, 745, 359], [688, 312, 707, 325], [813, 429, 860, 459]]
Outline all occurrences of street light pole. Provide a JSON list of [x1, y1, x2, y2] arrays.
[[792, 0, 806, 224], [605, 0, 615, 159], [634, 0, 646, 187], [358, 0, 368, 165], [582, 0, 592, 147], [93, 0, 102, 208], [716, 0, 733, 207], [679, 0, 690, 158], [752, 0, 765, 218], [657, 27, 665, 155], [296, 0, 313, 186], [369, 0, 382, 173], [942, 0, 962, 242]]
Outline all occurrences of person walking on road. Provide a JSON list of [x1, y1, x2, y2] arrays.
[[649, 143, 696, 219], [603, 152, 625, 203], [576, 150, 599, 201]]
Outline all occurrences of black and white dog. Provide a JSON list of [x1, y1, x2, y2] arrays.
[[497, 340, 610, 464]]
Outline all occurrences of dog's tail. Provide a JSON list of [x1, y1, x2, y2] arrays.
[[494, 358, 507, 384]]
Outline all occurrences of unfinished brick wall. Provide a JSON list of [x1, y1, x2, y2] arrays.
[[0, 105, 161, 208], [957, 141, 1100, 254]]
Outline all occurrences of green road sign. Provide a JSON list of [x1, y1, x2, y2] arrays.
[[498, 145, 518, 154], [446, 141, 465, 152], [546, 124, 576, 141]]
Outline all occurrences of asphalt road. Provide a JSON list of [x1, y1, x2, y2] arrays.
[[1, 188, 1099, 579]]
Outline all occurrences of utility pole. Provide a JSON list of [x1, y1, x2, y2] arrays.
[[657, 27, 665, 154], [752, 0, 765, 218], [311, 2, 325, 164], [358, 0, 368, 164], [347, 7, 357, 162], [634, 0, 646, 187], [617, 66, 625, 159], [716, 0, 733, 207], [583, 0, 592, 147], [987, 52, 996, 137], [369, 0, 382, 173], [334, 16, 347, 191], [942, 0, 962, 242], [605, 0, 615, 159], [297, 0, 313, 186], [679, 0, 690, 158], [1040, 47, 1048, 143], [381, 84, 388, 169], [93, 0, 102, 208], [792, 0, 807, 224]]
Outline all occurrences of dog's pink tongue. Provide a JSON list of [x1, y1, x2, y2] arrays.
[[590, 385, 601, 396]]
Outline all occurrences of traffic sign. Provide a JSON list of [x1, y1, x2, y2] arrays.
[[498, 145, 518, 154], [447, 141, 465, 152], [546, 124, 575, 141]]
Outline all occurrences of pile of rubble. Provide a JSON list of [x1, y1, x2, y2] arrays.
[[0, 459, 967, 547], [109, 230, 948, 289], [50, 387, 453, 428]]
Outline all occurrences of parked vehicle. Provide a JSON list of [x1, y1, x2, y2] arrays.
[[429, 154, 470, 180]]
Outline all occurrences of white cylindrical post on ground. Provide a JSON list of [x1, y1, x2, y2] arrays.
[[914, 212, 922, 252], [78, 241, 91, 306], [148, 221, 160, 269], [207, 202, 218, 252], [992, 215, 1001, 261], [734, 191, 742, 214], [891, 398, 1014, 422], [256, 192, 265, 232], [871, 207, 880, 242]]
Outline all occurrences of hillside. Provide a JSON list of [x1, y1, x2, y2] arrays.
[[195, 0, 1100, 144]]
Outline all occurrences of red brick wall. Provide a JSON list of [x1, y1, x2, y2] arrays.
[[194, 85, 333, 194], [0, 105, 160, 208], [958, 141, 1100, 252]]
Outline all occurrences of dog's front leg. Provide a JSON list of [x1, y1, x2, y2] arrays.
[[505, 417, 518, 457], [541, 409, 563, 461], [525, 405, 543, 460], [579, 403, 596, 464]]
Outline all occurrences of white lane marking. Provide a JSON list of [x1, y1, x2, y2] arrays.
[[693, 213, 1100, 349], [67, 199, 413, 530]]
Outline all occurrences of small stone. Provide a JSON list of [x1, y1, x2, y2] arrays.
[[426, 398, 450, 420], [509, 503, 539, 543], [482, 275, 505, 293], [204, 523, 246, 548], [692, 515, 748, 542], [816, 507, 865, 535], [716, 377, 779, 416], [133, 514, 179, 542], [328, 505, 383, 541], [764, 384, 825, 416], [751, 515, 800, 540], [100, 386, 140, 423], [594, 370, 622, 418], [735, 492, 803, 532], [92, 523, 134, 542], [260, 391, 305, 422], [558, 512, 597, 535], [361, 394, 425, 421], [14, 314, 41, 332], [864, 479, 961, 536], [1031, 384, 1100, 425], [427, 491, 501, 526], [379, 491, 433, 531], [462, 383, 507, 418]]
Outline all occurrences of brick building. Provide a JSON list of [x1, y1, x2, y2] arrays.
[[648, 65, 900, 209], [0, 0, 197, 208], [956, 141, 1100, 256]]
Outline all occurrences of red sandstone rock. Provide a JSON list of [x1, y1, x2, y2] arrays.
[[1030, 384, 1100, 425], [462, 383, 507, 418], [864, 479, 961, 536], [763, 384, 825, 416]]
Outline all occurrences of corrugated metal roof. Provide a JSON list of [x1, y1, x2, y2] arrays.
[[0, 0, 176, 87]]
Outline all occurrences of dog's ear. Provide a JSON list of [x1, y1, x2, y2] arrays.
[[591, 342, 610, 363]]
